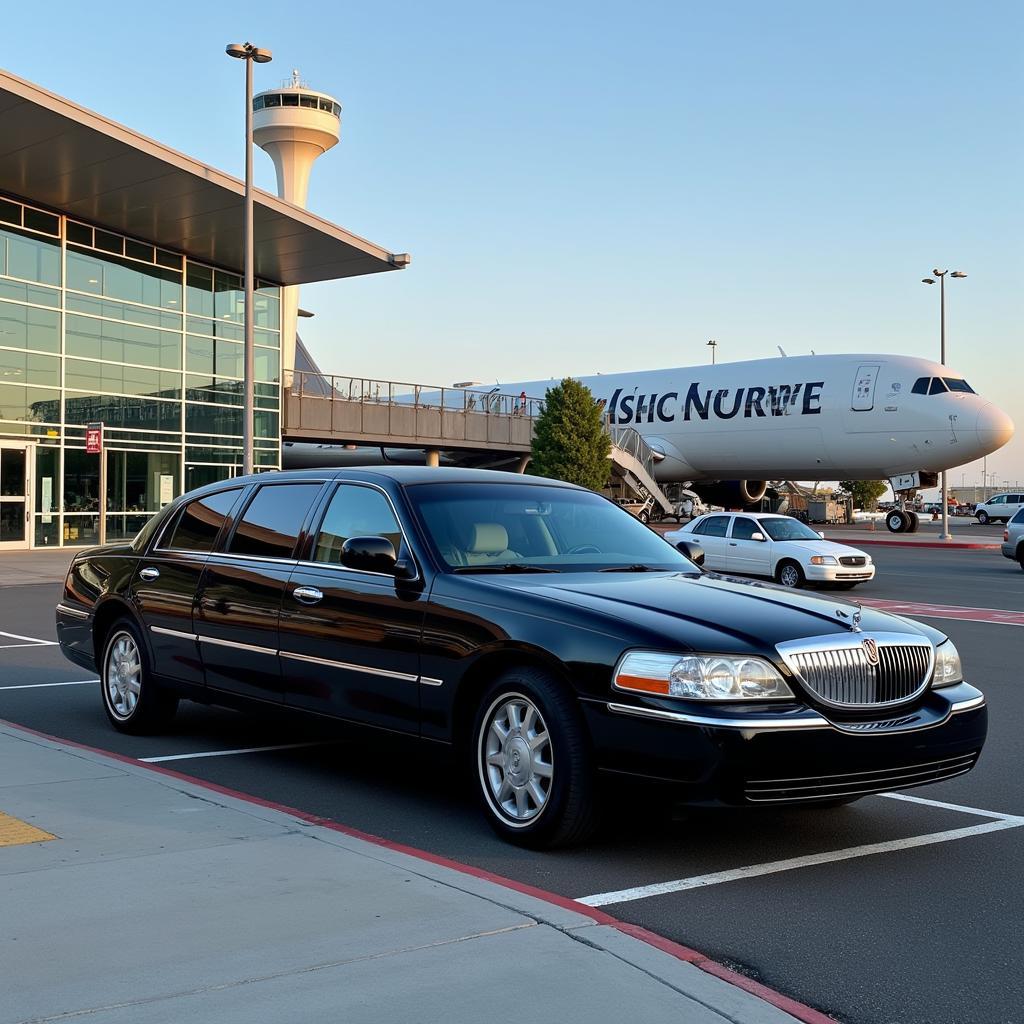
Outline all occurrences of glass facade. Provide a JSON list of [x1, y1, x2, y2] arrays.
[[0, 191, 282, 547]]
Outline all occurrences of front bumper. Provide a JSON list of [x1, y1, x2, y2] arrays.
[[583, 682, 986, 806], [803, 563, 876, 582]]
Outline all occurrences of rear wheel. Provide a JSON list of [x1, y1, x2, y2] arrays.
[[472, 666, 597, 848], [100, 618, 178, 734], [775, 560, 805, 588], [1018, 549, 1024, 572]]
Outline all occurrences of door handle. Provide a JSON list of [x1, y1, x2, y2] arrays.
[[139, 566, 160, 581], [729, 542, 738, 546], [292, 585, 323, 605]]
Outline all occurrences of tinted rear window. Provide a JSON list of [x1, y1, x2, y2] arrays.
[[695, 515, 730, 537], [165, 489, 241, 552], [227, 483, 321, 559]]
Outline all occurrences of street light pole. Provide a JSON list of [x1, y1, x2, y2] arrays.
[[706, 339, 717, 365], [921, 268, 967, 541], [226, 42, 273, 475]]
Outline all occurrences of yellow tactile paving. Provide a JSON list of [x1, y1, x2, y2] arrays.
[[0, 811, 56, 847]]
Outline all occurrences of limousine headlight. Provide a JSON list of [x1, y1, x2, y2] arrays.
[[614, 652, 794, 701], [932, 639, 963, 688]]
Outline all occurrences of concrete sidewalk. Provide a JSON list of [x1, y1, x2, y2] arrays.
[[0, 722, 815, 1024], [0, 548, 76, 587]]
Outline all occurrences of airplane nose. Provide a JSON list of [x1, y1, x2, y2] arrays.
[[975, 402, 1015, 455]]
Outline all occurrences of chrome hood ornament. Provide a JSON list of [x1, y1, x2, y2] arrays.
[[835, 604, 863, 632]]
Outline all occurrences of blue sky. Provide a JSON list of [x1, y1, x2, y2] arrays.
[[5, 0, 1022, 484]]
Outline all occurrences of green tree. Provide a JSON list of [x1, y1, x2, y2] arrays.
[[838, 479, 889, 510], [530, 377, 611, 491]]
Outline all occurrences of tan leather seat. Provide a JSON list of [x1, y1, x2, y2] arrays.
[[463, 523, 521, 565]]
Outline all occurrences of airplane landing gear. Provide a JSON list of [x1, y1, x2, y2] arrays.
[[885, 507, 919, 533]]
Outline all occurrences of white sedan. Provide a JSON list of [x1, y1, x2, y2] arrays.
[[666, 512, 875, 589]]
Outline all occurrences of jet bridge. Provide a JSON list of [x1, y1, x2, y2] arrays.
[[283, 371, 674, 515]]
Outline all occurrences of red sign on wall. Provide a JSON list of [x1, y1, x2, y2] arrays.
[[85, 422, 103, 455]]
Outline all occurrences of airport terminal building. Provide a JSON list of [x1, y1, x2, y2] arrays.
[[0, 68, 403, 550]]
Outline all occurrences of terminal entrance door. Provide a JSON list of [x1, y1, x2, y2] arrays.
[[0, 443, 33, 550]]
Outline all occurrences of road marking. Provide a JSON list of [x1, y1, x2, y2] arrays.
[[0, 679, 97, 691], [0, 630, 57, 646], [576, 818, 1024, 906], [860, 598, 1024, 627], [0, 810, 56, 847], [140, 742, 327, 763], [877, 791, 1024, 822]]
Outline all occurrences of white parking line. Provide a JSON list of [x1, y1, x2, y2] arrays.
[[878, 791, 1024, 822], [140, 742, 327, 763], [576, 818, 1024, 907], [0, 630, 57, 646], [0, 679, 97, 690]]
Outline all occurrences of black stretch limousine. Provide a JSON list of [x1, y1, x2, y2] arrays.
[[57, 467, 987, 847]]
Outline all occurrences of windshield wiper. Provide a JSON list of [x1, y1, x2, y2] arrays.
[[599, 564, 661, 573], [452, 563, 561, 574]]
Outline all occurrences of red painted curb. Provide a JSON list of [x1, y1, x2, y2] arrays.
[[3, 718, 838, 1023], [821, 537, 999, 550]]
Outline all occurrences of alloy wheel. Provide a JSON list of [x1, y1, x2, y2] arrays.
[[105, 631, 142, 720], [480, 694, 554, 825]]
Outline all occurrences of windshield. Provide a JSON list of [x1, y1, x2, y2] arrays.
[[758, 517, 823, 542], [406, 481, 695, 571]]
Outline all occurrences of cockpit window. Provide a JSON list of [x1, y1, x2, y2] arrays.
[[912, 377, 930, 395], [943, 378, 975, 394], [928, 377, 949, 395]]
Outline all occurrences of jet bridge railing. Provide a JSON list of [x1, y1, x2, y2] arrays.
[[286, 371, 544, 451]]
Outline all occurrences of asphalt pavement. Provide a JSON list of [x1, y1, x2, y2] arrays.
[[1, 541, 1021, 1024]]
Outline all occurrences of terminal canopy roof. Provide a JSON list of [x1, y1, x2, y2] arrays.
[[0, 68, 404, 285]]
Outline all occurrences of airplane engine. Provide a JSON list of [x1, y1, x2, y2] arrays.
[[692, 480, 770, 510]]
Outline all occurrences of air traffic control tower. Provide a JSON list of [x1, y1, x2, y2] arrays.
[[253, 70, 342, 381]]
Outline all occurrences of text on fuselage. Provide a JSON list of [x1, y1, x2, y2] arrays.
[[607, 381, 826, 424]]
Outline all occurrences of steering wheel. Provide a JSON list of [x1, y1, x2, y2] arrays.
[[568, 544, 603, 555]]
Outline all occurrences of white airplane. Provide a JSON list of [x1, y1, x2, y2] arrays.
[[284, 352, 1014, 533], [490, 353, 1014, 525]]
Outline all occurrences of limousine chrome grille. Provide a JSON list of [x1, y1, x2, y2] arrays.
[[775, 632, 934, 709]]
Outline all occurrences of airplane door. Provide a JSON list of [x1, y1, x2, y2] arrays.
[[852, 364, 881, 411]]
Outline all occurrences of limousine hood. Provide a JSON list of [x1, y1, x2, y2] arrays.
[[473, 570, 940, 651]]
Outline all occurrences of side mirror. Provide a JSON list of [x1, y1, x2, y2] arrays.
[[675, 540, 705, 566], [340, 536, 397, 574], [750, 531, 765, 542]]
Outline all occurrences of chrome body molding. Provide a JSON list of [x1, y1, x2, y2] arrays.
[[607, 688, 985, 734], [56, 603, 90, 620], [279, 650, 420, 683], [150, 625, 197, 641], [197, 634, 278, 657], [146, 627, 442, 687], [606, 702, 831, 731]]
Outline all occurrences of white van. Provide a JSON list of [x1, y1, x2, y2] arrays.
[[975, 493, 1024, 524]]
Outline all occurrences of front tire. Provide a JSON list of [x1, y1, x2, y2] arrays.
[[101, 618, 178, 734], [977, 510, 990, 525], [472, 666, 597, 848], [775, 560, 806, 588]]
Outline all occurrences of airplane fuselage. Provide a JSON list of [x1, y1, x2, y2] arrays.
[[499, 353, 1014, 483]]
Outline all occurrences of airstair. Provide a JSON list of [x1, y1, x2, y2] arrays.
[[605, 426, 675, 518]]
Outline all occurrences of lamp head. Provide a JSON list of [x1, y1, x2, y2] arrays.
[[922, 278, 936, 285], [225, 42, 272, 62], [950, 271, 968, 278], [933, 268, 945, 277], [226, 43, 248, 58]]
